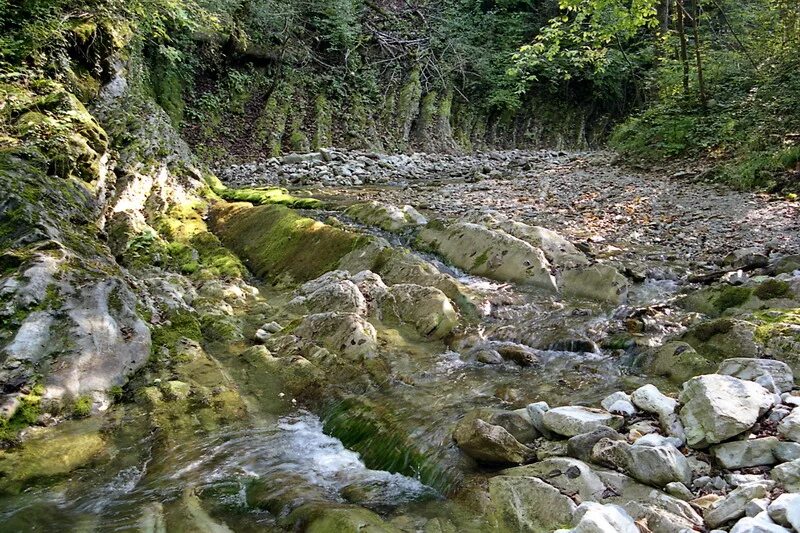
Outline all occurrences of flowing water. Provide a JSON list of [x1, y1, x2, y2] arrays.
[[0, 182, 707, 531]]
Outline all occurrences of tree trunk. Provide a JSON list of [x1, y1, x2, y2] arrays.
[[689, 0, 707, 105], [676, 0, 690, 94]]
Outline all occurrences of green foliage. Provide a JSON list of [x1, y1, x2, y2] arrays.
[[72, 395, 93, 418], [714, 286, 752, 311]]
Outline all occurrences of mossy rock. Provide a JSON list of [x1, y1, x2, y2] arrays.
[[635, 341, 714, 383], [0, 419, 106, 495], [754, 279, 792, 300], [681, 318, 760, 361], [286, 503, 401, 533], [210, 203, 372, 284]]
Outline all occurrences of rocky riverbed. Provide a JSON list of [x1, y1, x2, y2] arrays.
[[3, 142, 800, 532]]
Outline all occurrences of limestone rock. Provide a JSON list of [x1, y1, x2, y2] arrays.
[[678, 375, 775, 447], [416, 221, 558, 292], [345, 201, 427, 233], [554, 502, 639, 533], [711, 437, 779, 469], [294, 312, 378, 360], [729, 515, 791, 533], [771, 459, 800, 491], [488, 475, 577, 532], [591, 439, 691, 488], [560, 264, 628, 305], [705, 482, 771, 528], [778, 409, 800, 443], [767, 493, 800, 530], [292, 279, 368, 316], [380, 284, 458, 339], [567, 427, 626, 463], [452, 418, 535, 465], [718, 358, 794, 393], [543, 406, 624, 437]]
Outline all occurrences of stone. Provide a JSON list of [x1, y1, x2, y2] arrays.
[[500, 458, 606, 503], [543, 406, 624, 437], [560, 264, 628, 305], [567, 427, 626, 463], [679, 375, 775, 447], [607, 400, 636, 416], [718, 358, 795, 393], [775, 441, 800, 462], [345, 201, 427, 233], [705, 482, 771, 528], [554, 502, 639, 533], [457, 408, 538, 445], [771, 459, 800, 491], [294, 312, 378, 360], [631, 384, 677, 417], [665, 482, 693, 501], [488, 475, 577, 532], [712, 437, 780, 469], [591, 439, 691, 488], [452, 418, 536, 465], [767, 493, 800, 530], [527, 402, 554, 439], [745, 499, 770, 517], [729, 515, 792, 533], [380, 284, 458, 339], [416, 221, 558, 291], [490, 341, 540, 367], [778, 409, 800, 443], [600, 391, 632, 411], [639, 341, 712, 383], [291, 279, 368, 316]]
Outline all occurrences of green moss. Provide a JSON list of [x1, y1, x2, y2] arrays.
[[754, 279, 791, 300], [0, 391, 43, 443], [754, 308, 800, 343], [714, 286, 752, 311], [151, 309, 203, 355], [472, 250, 490, 270], [690, 317, 735, 342], [109, 386, 124, 403], [397, 68, 422, 141], [211, 203, 371, 283], [72, 395, 92, 418]]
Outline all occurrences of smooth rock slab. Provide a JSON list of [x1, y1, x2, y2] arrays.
[[543, 406, 624, 437], [679, 375, 775, 447], [711, 437, 779, 469], [718, 358, 795, 393]]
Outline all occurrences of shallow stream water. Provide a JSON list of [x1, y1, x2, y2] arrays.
[[0, 181, 712, 531]]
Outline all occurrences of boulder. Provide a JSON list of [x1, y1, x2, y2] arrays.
[[778, 409, 800, 443], [638, 341, 713, 383], [488, 475, 577, 532], [294, 312, 377, 360], [543, 406, 624, 437], [345, 201, 427, 233], [456, 408, 538, 445], [380, 284, 458, 339], [527, 402, 554, 439], [500, 458, 606, 503], [775, 441, 800, 462], [452, 418, 535, 465], [560, 264, 628, 305], [416, 222, 558, 292], [567, 427, 626, 463], [554, 502, 639, 533], [718, 358, 794, 393], [291, 279, 368, 316], [771, 459, 800, 491], [767, 493, 800, 530], [678, 375, 775, 447], [591, 439, 691, 488], [489, 341, 540, 367], [631, 384, 677, 418], [711, 437, 779, 469], [729, 515, 792, 533], [705, 482, 772, 528]]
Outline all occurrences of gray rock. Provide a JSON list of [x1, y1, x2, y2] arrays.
[[774, 441, 800, 462], [778, 409, 800, 443], [771, 459, 800, 491], [631, 384, 685, 443], [601, 391, 632, 411], [380, 284, 458, 339], [554, 502, 639, 533], [705, 482, 772, 528], [488, 475, 577, 531], [560, 264, 629, 305], [500, 458, 606, 503], [543, 406, 624, 437], [591, 439, 691, 488], [679, 375, 775, 447], [567, 427, 625, 463], [294, 312, 377, 360], [607, 399, 636, 416], [665, 482, 694, 501], [711, 437, 780, 469], [452, 418, 536, 465], [730, 514, 792, 533], [745, 498, 770, 517], [718, 358, 795, 393], [767, 493, 800, 530], [527, 401, 554, 438]]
